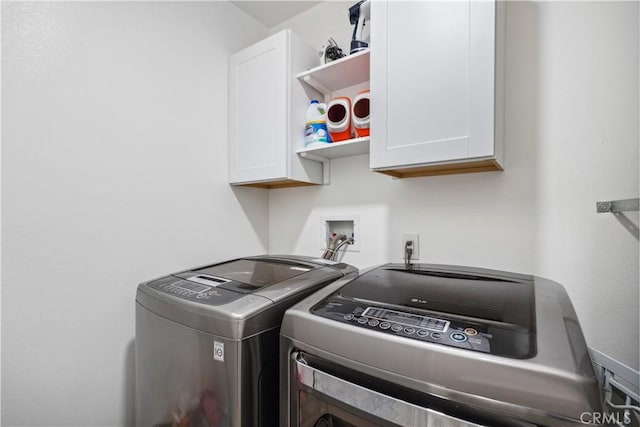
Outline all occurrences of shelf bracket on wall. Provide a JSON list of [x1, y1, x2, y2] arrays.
[[596, 198, 639, 239], [301, 75, 330, 97], [299, 152, 331, 185]]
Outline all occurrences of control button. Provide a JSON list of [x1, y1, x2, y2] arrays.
[[404, 327, 416, 335], [344, 314, 354, 321], [450, 332, 468, 343], [464, 328, 478, 336], [391, 324, 403, 332], [430, 332, 442, 340], [379, 322, 391, 330], [196, 294, 209, 299], [368, 319, 379, 327], [417, 329, 429, 337], [357, 317, 369, 324]]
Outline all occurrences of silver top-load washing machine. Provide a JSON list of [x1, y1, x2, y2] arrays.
[[135, 255, 357, 427], [281, 263, 602, 427]]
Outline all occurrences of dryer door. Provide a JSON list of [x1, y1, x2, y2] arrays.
[[292, 353, 536, 427]]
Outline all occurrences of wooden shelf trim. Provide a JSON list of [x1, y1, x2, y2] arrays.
[[374, 159, 503, 179]]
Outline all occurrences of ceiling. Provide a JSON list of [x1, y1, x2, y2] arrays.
[[230, 1, 322, 28]]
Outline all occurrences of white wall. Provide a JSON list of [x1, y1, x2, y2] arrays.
[[269, 1, 639, 368], [533, 1, 639, 371], [1, 2, 268, 426], [270, 1, 537, 273]]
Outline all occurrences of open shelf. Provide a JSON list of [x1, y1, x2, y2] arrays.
[[297, 49, 370, 96], [297, 137, 370, 161]]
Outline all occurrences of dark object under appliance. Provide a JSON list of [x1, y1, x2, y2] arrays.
[[135, 255, 357, 427], [281, 263, 601, 426]]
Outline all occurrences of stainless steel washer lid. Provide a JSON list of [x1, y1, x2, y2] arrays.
[[281, 264, 602, 423], [315, 264, 536, 359], [136, 255, 353, 339], [339, 264, 534, 331]]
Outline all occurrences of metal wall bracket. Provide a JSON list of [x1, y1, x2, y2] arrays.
[[299, 152, 330, 185], [596, 198, 640, 213], [596, 198, 639, 239]]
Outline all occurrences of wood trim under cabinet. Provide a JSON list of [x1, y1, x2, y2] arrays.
[[236, 180, 320, 189], [373, 159, 503, 179]]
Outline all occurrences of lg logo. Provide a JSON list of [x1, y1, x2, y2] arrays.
[[214, 341, 224, 362], [580, 412, 633, 425]]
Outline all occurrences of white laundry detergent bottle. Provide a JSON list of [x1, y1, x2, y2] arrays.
[[304, 100, 329, 146]]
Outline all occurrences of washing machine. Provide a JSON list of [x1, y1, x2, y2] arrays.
[[281, 263, 602, 427], [135, 255, 357, 427]]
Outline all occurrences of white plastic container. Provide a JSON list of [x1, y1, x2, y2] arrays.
[[352, 90, 370, 137], [304, 100, 329, 146], [326, 97, 352, 142]]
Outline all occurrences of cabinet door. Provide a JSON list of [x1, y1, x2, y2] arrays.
[[229, 32, 288, 184], [370, 0, 497, 170]]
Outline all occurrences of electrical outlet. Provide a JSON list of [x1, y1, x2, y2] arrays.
[[402, 233, 419, 260]]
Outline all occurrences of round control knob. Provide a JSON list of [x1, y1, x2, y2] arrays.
[[404, 327, 416, 335], [379, 322, 391, 330], [368, 319, 380, 327], [391, 324, 403, 332], [464, 328, 478, 336], [417, 329, 429, 337], [357, 317, 369, 324], [430, 332, 443, 340], [450, 332, 468, 343], [344, 314, 354, 321]]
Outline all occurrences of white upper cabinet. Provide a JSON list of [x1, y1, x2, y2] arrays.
[[228, 30, 323, 188], [370, 0, 505, 178]]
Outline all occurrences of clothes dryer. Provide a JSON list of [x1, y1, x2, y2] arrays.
[[136, 255, 357, 427]]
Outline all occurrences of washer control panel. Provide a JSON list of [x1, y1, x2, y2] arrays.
[[311, 298, 491, 354], [362, 307, 450, 333], [147, 277, 243, 306], [162, 280, 212, 298]]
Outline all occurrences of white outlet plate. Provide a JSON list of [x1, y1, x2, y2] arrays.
[[321, 214, 360, 252], [402, 233, 419, 260]]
